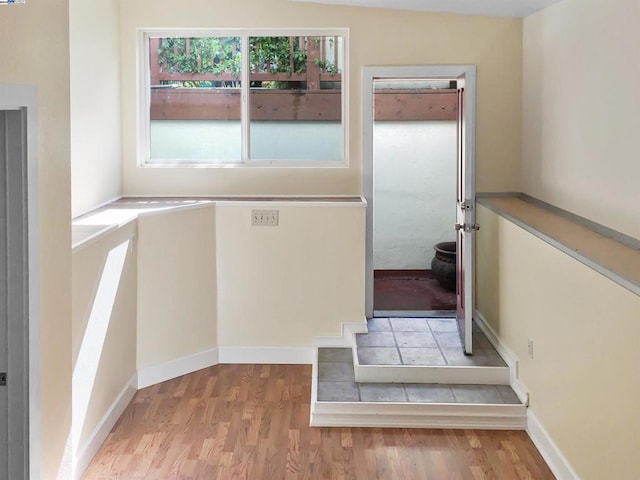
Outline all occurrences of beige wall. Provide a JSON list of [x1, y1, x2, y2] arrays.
[[71, 225, 137, 454], [476, 205, 640, 480], [70, 0, 123, 217], [0, 2, 72, 478], [522, 0, 640, 239], [137, 207, 217, 369], [120, 0, 523, 196], [216, 203, 365, 346]]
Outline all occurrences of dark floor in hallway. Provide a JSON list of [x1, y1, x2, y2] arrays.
[[374, 270, 456, 311]]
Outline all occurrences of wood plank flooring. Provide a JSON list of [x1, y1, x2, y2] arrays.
[[83, 365, 555, 479]]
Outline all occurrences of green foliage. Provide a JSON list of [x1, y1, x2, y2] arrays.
[[159, 37, 241, 77], [315, 59, 339, 75], [157, 36, 339, 88], [249, 36, 307, 75]]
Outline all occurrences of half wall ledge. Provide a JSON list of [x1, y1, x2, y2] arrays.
[[72, 195, 366, 250], [477, 192, 640, 297]]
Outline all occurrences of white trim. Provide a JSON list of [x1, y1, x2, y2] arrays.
[[310, 349, 319, 425], [137, 348, 219, 389], [314, 321, 368, 348], [71, 225, 119, 252], [474, 310, 529, 404], [353, 364, 510, 385], [0, 83, 40, 480], [218, 346, 314, 364], [72, 195, 123, 220], [527, 410, 580, 480], [214, 199, 366, 208], [73, 375, 137, 480], [311, 401, 527, 429], [313, 336, 353, 348]]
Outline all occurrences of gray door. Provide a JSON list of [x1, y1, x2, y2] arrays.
[[0, 109, 29, 479]]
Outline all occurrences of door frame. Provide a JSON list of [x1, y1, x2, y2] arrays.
[[0, 84, 40, 479], [362, 65, 477, 319]]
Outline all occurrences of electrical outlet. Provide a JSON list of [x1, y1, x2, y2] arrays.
[[251, 209, 279, 226], [527, 339, 534, 359]]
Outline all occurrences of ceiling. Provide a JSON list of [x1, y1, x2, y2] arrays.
[[289, 0, 564, 18]]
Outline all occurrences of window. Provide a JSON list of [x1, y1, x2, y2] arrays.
[[141, 30, 347, 166]]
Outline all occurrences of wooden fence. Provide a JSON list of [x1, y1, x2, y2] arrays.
[[148, 37, 456, 122]]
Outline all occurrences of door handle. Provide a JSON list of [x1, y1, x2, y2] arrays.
[[455, 223, 480, 232]]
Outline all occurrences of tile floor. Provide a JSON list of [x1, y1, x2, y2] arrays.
[[357, 317, 507, 367], [317, 347, 521, 404]]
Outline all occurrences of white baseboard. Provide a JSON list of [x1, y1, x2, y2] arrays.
[[137, 348, 219, 389], [474, 311, 579, 479], [73, 374, 137, 480], [527, 410, 580, 480], [314, 321, 368, 348], [474, 310, 529, 404], [137, 346, 314, 389], [218, 346, 314, 364]]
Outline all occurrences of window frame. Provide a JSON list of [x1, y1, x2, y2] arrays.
[[138, 28, 349, 168]]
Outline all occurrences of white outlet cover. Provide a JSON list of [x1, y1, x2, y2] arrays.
[[251, 209, 279, 226]]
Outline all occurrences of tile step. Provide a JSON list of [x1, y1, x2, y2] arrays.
[[313, 346, 525, 430]]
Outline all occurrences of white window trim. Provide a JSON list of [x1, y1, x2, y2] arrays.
[[137, 28, 349, 168]]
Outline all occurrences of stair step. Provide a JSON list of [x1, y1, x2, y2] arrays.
[[352, 317, 511, 384], [312, 347, 527, 429]]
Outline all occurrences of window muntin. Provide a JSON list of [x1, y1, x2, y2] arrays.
[[142, 30, 346, 166]]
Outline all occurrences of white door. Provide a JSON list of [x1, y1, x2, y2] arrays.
[[0, 108, 30, 479], [455, 76, 477, 354]]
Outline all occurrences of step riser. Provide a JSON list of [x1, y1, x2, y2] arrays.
[[354, 365, 510, 385], [311, 400, 528, 430], [310, 415, 527, 430]]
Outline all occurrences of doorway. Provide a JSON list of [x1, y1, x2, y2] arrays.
[[0, 84, 39, 479], [371, 77, 458, 315], [363, 66, 477, 353]]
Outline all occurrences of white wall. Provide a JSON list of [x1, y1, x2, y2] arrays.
[[476, 205, 640, 480], [522, 0, 640, 239], [136, 207, 217, 371], [215, 203, 365, 346], [70, 0, 122, 217], [0, 2, 72, 478], [374, 121, 457, 269], [120, 0, 523, 196], [71, 224, 136, 474], [134, 201, 364, 364]]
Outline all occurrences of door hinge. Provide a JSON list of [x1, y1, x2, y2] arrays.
[[459, 201, 473, 211], [0, 372, 6, 386]]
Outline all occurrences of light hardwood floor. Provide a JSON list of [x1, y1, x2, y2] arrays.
[[83, 364, 554, 479]]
